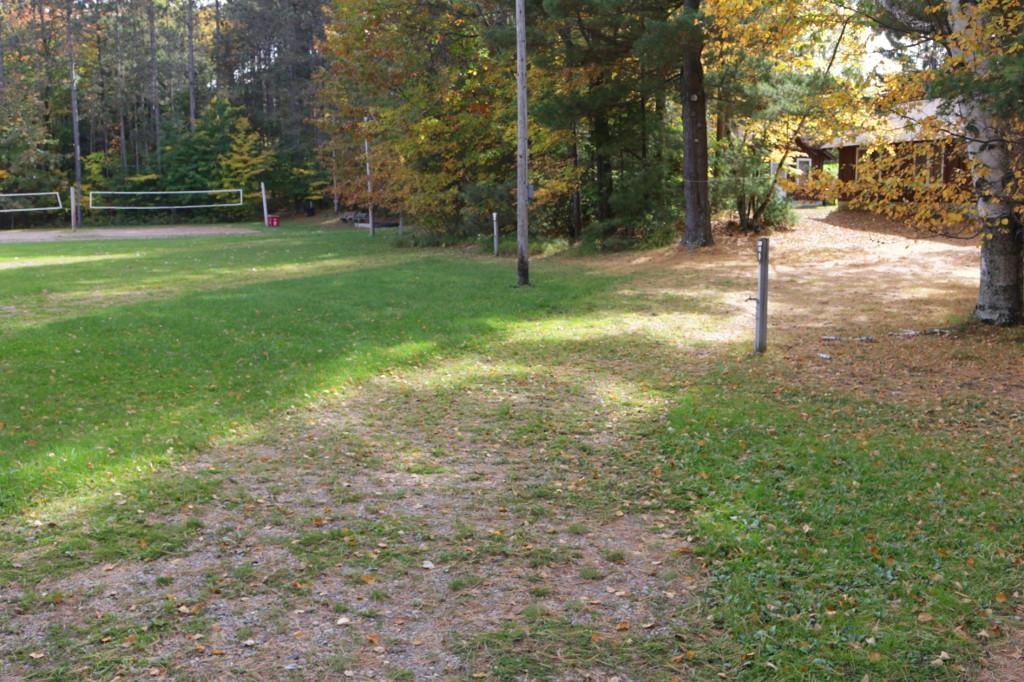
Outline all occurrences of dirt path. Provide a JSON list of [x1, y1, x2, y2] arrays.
[[3, 209, 1017, 681]]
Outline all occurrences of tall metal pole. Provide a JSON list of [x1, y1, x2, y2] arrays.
[[515, 0, 529, 286]]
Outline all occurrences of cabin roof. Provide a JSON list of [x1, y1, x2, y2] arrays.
[[827, 100, 961, 149]]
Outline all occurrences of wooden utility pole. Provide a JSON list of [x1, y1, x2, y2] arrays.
[[515, 0, 529, 286]]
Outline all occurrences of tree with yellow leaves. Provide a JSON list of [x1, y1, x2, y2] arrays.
[[844, 0, 1024, 325]]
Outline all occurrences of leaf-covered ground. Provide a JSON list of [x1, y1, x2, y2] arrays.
[[1, 210, 1021, 681]]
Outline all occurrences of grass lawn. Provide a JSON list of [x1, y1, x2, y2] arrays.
[[0, 216, 1021, 681]]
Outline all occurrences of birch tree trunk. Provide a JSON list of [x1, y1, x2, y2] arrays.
[[948, 0, 1023, 325]]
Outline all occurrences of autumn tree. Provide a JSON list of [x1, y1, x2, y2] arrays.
[[854, 0, 1024, 325], [316, 0, 529, 231]]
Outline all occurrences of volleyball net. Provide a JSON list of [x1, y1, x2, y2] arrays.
[[88, 189, 244, 210], [0, 192, 64, 213]]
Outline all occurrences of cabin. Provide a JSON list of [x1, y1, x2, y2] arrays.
[[823, 101, 970, 205]]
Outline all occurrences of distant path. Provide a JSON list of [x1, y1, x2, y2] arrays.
[[0, 226, 259, 244]]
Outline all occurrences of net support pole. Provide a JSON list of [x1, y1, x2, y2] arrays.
[[493, 212, 499, 256], [754, 237, 769, 353], [70, 186, 77, 232], [261, 182, 269, 227]]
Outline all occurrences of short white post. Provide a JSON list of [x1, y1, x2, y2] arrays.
[[754, 237, 769, 353], [260, 182, 269, 227], [69, 187, 77, 232], [493, 212, 499, 256]]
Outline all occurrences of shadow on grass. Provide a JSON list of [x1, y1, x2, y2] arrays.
[[0, 232, 742, 518]]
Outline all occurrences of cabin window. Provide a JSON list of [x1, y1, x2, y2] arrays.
[[914, 143, 944, 184], [853, 148, 868, 180]]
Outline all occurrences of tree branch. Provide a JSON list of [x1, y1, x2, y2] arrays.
[[876, 0, 937, 35]]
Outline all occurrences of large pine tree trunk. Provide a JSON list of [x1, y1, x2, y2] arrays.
[[570, 122, 582, 241], [592, 110, 613, 222], [680, 0, 711, 248]]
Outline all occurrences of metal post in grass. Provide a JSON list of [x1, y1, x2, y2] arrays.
[[493, 212, 499, 256], [754, 237, 769, 353], [69, 186, 77, 232], [260, 182, 269, 227]]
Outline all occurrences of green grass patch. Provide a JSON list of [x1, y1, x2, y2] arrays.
[[0, 229, 620, 517], [0, 470, 218, 586], [449, 574, 485, 592], [456, 618, 677, 681], [660, 369, 1024, 680]]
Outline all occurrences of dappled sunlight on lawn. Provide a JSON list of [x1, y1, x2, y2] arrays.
[[495, 295, 754, 350], [0, 252, 141, 270]]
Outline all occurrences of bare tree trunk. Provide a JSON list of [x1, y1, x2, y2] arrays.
[[592, 110, 613, 221], [947, 0, 1022, 325], [680, 0, 711, 248], [213, 0, 228, 91], [32, 0, 53, 123], [0, 0, 7, 90], [112, 0, 127, 168], [148, 0, 161, 171], [570, 122, 582, 241], [66, 0, 82, 227], [187, 0, 196, 131]]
